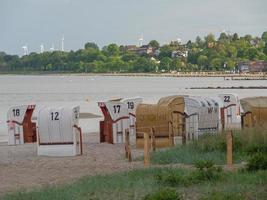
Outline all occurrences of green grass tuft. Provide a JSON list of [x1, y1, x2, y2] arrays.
[[2, 168, 267, 200], [143, 188, 182, 200], [151, 128, 267, 165]]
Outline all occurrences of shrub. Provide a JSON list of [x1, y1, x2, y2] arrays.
[[194, 160, 214, 170], [246, 153, 267, 171], [155, 160, 223, 187], [192, 133, 226, 152], [201, 192, 245, 200], [194, 132, 244, 153], [155, 169, 187, 186], [246, 144, 267, 156], [151, 128, 267, 165], [192, 160, 223, 182], [143, 188, 182, 200]]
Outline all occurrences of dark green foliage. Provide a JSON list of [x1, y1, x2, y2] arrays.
[[151, 128, 267, 165], [246, 153, 267, 171], [261, 31, 267, 42], [155, 161, 223, 187], [1, 32, 267, 73], [193, 160, 223, 181], [246, 144, 267, 156], [155, 169, 188, 186], [2, 165, 267, 200], [143, 188, 182, 200], [148, 40, 160, 49], [84, 42, 99, 50], [201, 192, 245, 200]]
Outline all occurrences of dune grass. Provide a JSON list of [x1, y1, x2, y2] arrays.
[[2, 167, 266, 200], [151, 128, 267, 165], [2, 128, 266, 200], [2, 168, 162, 200]]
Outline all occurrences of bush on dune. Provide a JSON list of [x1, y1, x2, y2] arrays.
[[143, 188, 182, 200], [154, 160, 223, 187], [151, 128, 267, 165]]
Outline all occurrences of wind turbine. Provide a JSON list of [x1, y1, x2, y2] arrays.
[[138, 34, 143, 47], [22, 44, 29, 55], [61, 35, 64, 51], [40, 44, 44, 53]]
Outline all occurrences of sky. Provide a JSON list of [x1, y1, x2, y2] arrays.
[[0, 0, 266, 55]]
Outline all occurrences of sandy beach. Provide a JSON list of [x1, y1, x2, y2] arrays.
[[0, 132, 143, 195]]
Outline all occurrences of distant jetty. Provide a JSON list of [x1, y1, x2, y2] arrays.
[[92, 72, 267, 79], [189, 86, 267, 89]]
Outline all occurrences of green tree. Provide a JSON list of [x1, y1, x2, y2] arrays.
[[91, 61, 105, 73], [248, 47, 259, 60], [232, 33, 239, 41], [171, 58, 182, 71], [105, 57, 125, 72], [84, 42, 99, 50], [159, 45, 172, 58], [186, 40, 192, 48], [148, 40, 160, 49], [197, 55, 208, 70], [226, 46, 237, 58], [205, 33, 215, 46], [159, 57, 172, 71], [121, 53, 137, 62], [102, 44, 120, 57], [226, 59, 236, 70], [218, 32, 229, 43], [261, 31, 267, 43], [263, 43, 267, 55], [210, 58, 222, 70], [244, 34, 252, 42], [132, 57, 154, 72], [195, 36, 204, 47]]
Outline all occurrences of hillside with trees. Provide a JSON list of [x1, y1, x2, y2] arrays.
[[1, 32, 267, 73]]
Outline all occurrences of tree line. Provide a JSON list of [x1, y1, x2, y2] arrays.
[[1, 32, 267, 73]]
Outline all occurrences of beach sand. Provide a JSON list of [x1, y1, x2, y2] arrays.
[[0, 132, 143, 195]]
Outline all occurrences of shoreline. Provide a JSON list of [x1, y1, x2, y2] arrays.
[[0, 72, 266, 78]]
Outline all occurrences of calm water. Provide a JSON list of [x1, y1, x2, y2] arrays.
[[0, 75, 266, 141]]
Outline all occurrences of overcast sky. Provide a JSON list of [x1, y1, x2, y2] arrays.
[[1, 0, 266, 55]]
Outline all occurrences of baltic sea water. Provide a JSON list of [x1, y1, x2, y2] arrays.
[[0, 75, 266, 142]]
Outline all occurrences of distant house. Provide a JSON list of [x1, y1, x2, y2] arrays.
[[121, 45, 138, 53], [153, 49, 161, 57], [122, 45, 138, 52], [250, 38, 261, 47], [123, 45, 159, 56], [238, 61, 267, 73], [171, 50, 188, 59], [136, 45, 154, 55]]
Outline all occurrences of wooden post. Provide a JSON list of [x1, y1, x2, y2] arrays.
[[150, 127, 156, 151], [124, 129, 132, 162], [125, 129, 129, 158], [168, 121, 174, 146], [144, 132, 150, 167], [182, 117, 186, 145], [226, 130, 233, 169]]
